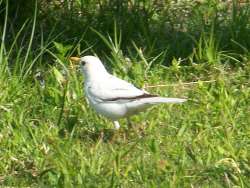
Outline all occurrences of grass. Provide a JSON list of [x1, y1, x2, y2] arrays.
[[0, 0, 250, 187]]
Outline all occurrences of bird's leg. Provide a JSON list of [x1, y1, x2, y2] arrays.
[[126, 117, 132, 129], [124, 117, 133, 139], [113, 121, 120, 129], [110, 121, 121, 142]]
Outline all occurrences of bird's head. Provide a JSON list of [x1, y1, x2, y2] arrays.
[[70, 55, 108, 79]]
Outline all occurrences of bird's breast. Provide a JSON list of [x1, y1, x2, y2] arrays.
[[91, 101, 129, 120]]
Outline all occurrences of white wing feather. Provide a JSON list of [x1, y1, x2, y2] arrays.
[[87, 75, 145, 101], [86, 74, 186, 104]]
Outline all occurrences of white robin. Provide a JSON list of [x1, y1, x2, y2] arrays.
[[70, 56, 187, 129]]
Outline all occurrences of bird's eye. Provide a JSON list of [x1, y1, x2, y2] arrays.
[[81, 61, 86, 66]]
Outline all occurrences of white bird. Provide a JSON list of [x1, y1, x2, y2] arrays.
[[70, 56, 186, 129]]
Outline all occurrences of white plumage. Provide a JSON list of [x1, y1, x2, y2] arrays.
[[70, 55, 186, 129]]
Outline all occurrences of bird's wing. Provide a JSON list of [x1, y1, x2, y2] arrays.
[[87, 75, 156, 102]]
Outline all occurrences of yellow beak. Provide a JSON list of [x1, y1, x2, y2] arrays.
[[69, 57, 81, 64]]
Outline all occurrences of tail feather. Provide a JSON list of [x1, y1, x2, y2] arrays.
[[125, 97, 187, 116], [140, 97, 187, 104]]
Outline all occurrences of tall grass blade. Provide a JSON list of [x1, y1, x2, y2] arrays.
[[21, 0, 37, 77], [0, 0, 8, 64]]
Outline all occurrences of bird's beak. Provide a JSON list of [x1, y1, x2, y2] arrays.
[[69, 57, 81, 65]]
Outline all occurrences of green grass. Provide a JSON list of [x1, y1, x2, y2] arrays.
[[0, 0, 250, 187]]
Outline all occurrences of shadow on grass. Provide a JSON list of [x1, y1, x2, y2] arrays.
[[58, 122, 148, 143], [78, 128, 117, 143]]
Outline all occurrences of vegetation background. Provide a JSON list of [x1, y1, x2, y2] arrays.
[[0, 0, 249, 187]]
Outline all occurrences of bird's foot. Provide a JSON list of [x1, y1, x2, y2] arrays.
[[113, 121, 120, 129]]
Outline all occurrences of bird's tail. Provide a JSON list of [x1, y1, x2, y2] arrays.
[[125, 97, 187, 116], [140, 97, 187, 104]]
